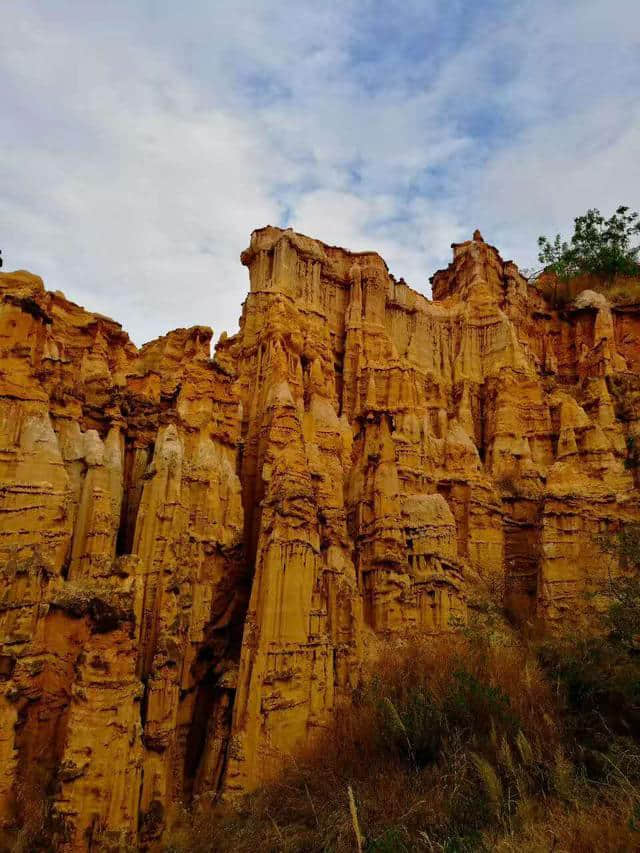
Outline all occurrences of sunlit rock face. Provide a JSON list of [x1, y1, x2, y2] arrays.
[[1, 228, 639, 848]]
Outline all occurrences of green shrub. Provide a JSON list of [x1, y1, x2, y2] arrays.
[[538, 206, 640, 282], [165, 532, 640, 853], [537, 524, 640, 789]]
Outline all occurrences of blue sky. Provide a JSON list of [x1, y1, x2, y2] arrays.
[[2, 0, 639, 343]]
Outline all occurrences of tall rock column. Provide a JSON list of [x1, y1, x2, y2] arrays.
[[224, 230, 361, 793]]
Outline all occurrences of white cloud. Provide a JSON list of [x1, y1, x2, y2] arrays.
[[1, 0, 638, 342], [1, 3, 286, 342]]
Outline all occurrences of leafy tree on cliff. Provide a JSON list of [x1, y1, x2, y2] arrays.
[[538, 205, 640, 282]]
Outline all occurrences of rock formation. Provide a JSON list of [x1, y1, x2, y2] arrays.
[[0, 228, 639, 849]]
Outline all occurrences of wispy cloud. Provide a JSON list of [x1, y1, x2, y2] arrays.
[[1, 0, 638, 342]]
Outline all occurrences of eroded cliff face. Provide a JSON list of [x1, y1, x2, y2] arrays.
[[1, 228, 639, 849]]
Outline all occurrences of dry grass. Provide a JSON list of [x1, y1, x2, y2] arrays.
[[534, 270, 640, 308], [493, 792, 640, 853], [607, 281, 640, 305], [161, 633, 640, 853]]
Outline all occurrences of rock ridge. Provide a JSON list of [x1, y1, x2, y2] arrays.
[[0, 226, 639, 849]]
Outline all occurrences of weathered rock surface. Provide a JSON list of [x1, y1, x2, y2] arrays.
[[0, 229, 639, 848]]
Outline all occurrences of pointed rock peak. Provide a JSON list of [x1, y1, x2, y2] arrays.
[[378, 414, 397, 462], [104, 423, 123, 453], [309, 358, 325, 394], [267, 379, 295, 409], [473, 229, 484, 242], [365, 371, 377, 410], [271, 337, 288, 380]]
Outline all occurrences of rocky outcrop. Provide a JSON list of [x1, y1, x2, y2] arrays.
[[0, 229, 639, 848]]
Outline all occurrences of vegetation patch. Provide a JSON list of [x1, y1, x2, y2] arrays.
[[49, 580, 133, 632], [163, 525, 640, 853], [538, 206, 640, 283]]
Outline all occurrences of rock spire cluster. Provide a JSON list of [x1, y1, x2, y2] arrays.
[[0, 227, 639, 848]]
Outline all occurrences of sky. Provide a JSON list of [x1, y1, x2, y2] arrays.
[[1, 1, 639, 345]]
